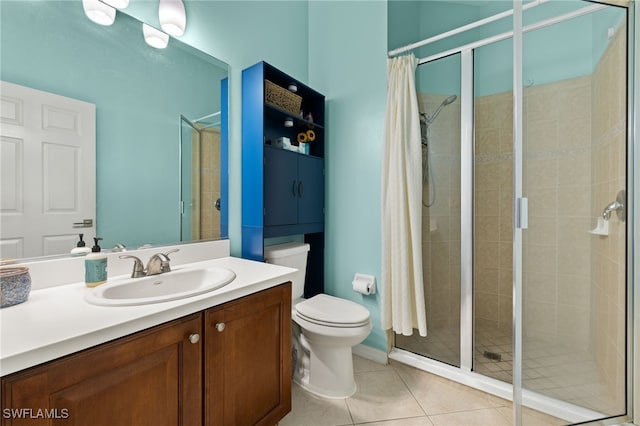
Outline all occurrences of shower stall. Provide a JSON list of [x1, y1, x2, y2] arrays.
[[180, 112, 223, 242], [391, 1, 634, 424]]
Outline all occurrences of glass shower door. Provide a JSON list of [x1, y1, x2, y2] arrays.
[[180, 114, 223, 243], [180, 116, 196, 241], [472, 1, 630, 422], [473, 35, 515, 385], [395, 53, 462, 367], [519, 2, 629, 420]]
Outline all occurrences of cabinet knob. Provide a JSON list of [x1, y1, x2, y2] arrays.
[[215, 322, 226, 332], [188, 333, 200, 344]]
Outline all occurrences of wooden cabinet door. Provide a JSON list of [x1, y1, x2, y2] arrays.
[[1, 314, 202, 426], [263, 147, 298, 227], [297, 155, 324, 225], [205, 284, 291, 426]]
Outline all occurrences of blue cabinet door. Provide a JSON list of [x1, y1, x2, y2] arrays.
[[264, 146, 298, 226], [297, 156, 324, 224]]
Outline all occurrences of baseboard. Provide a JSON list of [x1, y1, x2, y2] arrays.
[[353, 344, 388, 365]]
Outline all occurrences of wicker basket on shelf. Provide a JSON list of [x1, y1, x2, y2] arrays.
[[265, 80, 302, 116]]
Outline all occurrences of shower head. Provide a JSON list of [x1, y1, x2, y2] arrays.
[[442, 94, 457, 106], [422, 94, 458, 126]]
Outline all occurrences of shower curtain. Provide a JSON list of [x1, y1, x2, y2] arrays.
[[381, 54, 427, 337]]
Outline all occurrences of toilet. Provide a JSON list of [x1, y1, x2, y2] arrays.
[[264, 242, 372, 399]]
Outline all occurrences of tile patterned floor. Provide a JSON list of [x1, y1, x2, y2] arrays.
[[397, 324, 623, 415], [280, 355, 566, 426]]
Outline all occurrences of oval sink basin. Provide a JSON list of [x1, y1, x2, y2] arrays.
[[85, 266, 236, 306]]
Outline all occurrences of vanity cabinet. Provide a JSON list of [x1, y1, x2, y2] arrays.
[[1, 284, 292, 426], [1, 314, 202, 426], [205, 283, 291, 426], [241, 61, 325, 297]]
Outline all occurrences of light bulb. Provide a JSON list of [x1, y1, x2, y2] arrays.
[[143, 24, 169, 49], [158, 0, 186, 37], [82, 0, 116, 26]]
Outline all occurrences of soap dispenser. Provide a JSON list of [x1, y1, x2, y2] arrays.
[[85, 237, 107, 287], [70, 233, 91, 256], [91, 237, 103, 253]]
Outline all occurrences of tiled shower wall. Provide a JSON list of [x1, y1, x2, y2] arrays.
[[419, 78, 597, 355], [591, 22, 626, 407], [200, 128, 221, 240], [474, 91, 514, 335], [417, 93, 461, 350], [474, 75, 595, 351], [522, 74, 593, 351], [191, 128, 221, 241]]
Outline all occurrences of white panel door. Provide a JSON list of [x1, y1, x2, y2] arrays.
[[0, 81, 96, 259]]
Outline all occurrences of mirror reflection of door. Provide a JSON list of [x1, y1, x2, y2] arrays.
[[0, 81, 96, 259], [180, 114, 221, 242]]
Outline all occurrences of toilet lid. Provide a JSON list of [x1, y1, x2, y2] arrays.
[[295, 294, 370, 327]]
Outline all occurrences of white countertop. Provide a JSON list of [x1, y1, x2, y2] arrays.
[[0, 256, 297, 376]]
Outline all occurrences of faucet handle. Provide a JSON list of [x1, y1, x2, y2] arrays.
[[146, 251, 176, 275], [163, 248, 180, 258], [160, 249, 179, 273], [119, 255, 145, 278]]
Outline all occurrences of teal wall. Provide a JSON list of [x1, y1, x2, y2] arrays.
[[1, 0, 308, 252], [123, 1, 310, 257], [128, 0, 387, 352], [0, 1, 226, 248], [389, 0, 625, 97], [308, 1, 388, 352], [131, 0, 625, 356], [6, 0, 626, 355]]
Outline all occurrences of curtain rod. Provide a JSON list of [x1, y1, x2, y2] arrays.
[[388, 0, 549, 58], [416, 2, 607, 66]]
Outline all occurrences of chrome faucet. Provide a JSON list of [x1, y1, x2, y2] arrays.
[[602, 201, 623, 221], [601, 190, 626, 222], [119, 248, 180, 278]]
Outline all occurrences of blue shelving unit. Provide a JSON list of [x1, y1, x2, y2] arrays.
[[241, 61, 325, 297]]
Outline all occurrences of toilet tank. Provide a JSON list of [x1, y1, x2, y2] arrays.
[[263, 242, 310, 299]]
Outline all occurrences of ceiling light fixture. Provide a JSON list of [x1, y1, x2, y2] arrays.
[[101, 0, 129, 9], [143, 23, 169, 49], [82, 0, 116, 26], [158, 0, 186, 37]]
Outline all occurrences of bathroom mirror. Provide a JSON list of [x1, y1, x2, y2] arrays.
[[0, 1, 228, 260]]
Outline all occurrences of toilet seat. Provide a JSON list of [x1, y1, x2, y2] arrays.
[[295, 294, 370, 328]]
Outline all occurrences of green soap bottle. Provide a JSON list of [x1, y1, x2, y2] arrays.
[[85, 237, 107, 287]]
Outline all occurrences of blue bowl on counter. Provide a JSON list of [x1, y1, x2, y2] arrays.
[[1, 266, 31, 308]]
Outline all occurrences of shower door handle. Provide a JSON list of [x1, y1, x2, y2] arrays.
[[516, 198, 528, 229]]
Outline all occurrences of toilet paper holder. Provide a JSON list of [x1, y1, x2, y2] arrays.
[[352, 273, 376, 295]]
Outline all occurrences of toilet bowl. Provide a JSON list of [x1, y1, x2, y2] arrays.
[[264, 243, 372, 399]]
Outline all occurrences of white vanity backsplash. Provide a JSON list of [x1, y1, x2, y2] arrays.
[[18, 240, 230, 290]]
